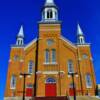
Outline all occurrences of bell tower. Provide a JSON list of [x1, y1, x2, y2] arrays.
[[39, 0, 61, 38], [42, 0, 58, 22]]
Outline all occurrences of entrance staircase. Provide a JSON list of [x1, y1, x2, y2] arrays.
[[33, 96, 100, 100], [70, 96, 100, 100], [34, 96, 69, 100]]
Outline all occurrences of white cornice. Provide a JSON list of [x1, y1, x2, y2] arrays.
[[60, 36, 77, 49], [24, 38, 37, 50], [77, 43, 91, 47], [43, 71, 58, 74]]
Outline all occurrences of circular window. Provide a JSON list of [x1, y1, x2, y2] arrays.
[[14, 55, 20, 61], [47, 39, 54, 46], [83, 54, 88, 59]]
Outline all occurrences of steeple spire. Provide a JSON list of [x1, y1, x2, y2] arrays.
[[77, 24, 85, 45], [46, 0, 54, 4], [17, 26, 24, 38], [16, 25, 24, 46], [77, 24, 83, 35]]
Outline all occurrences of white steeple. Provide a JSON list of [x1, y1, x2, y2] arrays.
[[16, 25, 24, 46], [17, 25, 24, 38], [77, 24, 83, 35], [77, 24, 85, 45], [42, 0, 58, 22], [46, 0, 54, 4]]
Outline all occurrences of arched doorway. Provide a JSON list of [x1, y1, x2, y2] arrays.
[[45, 78, 57, 97]]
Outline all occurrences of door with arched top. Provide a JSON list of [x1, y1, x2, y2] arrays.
[[45, 78, 57, 97]]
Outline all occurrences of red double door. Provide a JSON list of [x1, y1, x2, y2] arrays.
[[45, 83, 57, 97], [69, 88, 74, 96], [26, 88, 33, 97]]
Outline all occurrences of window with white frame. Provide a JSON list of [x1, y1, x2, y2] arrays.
[[86, 74, 92, 88], [28, 61, 34, 74], [45, 49, 50, 64], [68, 60, 74, 73], [10, 75, 16, 89], [51, 49, 56, 63]]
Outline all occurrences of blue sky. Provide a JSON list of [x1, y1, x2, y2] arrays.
[[0, 0, 100, 99]]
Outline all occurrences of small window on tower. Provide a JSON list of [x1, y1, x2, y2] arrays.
[[51, 49, 56, 63], [83, 54, 88, 59], [14, 55, 20, 61], [45, 49, 50, 64]]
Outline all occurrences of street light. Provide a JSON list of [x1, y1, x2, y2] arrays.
[[20, 73, 31, 100], [68, 72, 78, 100]]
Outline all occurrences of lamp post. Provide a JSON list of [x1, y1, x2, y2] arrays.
[[20, 73, 31, 100], [68, 72, 78, 100]]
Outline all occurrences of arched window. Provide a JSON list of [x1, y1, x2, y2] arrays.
[[51, 49, 56, 63], [45, 49, 50, 63], [28, 61, 34, 74], [86, 74, 92, 88], [50, 10, 53, 18], [46, 78, 56, 83], [47, 9, 53, 19], [68, 60, 74, 73], [10, 75, 16, 89], [47, 11, 50, 18]]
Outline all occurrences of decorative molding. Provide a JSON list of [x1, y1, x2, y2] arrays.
[[4, 97, 32, 100], [43, 62, 58, 65], [11, 45, 25, 49], [20, 59, 24, 62], [77, 44, 91, 47], [24, 38, 37, 50], [43, 71, 58, 75], [40, 29, 60, 31], [60, 36, 77, 49]]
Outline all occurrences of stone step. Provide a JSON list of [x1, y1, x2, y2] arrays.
[[34, 96, 69, 100], [70, 96, 100, 100]]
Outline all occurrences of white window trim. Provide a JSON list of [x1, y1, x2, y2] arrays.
[[28, 61, 34, 74], [68, 60, 74, 73], [10, 76, 16, 90], [86, 74, 92, 89], [43, 62, 58, 65], [51, 49, 56, 63]]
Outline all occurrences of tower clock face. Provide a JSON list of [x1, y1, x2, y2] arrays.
[[47, 39, 54, 46]]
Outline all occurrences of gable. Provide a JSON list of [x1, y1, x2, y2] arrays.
[[60, 36, 77, 49]]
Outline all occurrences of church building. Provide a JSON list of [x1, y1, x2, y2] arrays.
[[5, 0, 96, 99]]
